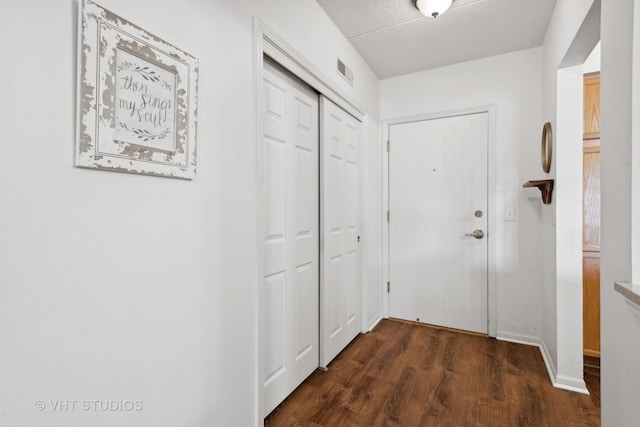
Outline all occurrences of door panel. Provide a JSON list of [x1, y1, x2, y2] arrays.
[[389, 113, 489, 334], [583, 148, 601, 252], [582, 73, 600, 358], [582, 144, 600, 357], [262, 60, 319, 416], [320, 97, 362, 367], [583, 75, 600, 140], [583, 252, 600, 357]]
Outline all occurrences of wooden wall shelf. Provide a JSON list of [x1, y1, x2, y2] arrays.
[[522, 179, 554, 204]]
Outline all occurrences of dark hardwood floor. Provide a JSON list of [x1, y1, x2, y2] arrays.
[[584, 355, 601, 410], [265, 319, 600, 427]]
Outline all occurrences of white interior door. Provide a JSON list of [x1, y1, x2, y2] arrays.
[[389, 113, 488, 334], [320, 96, 362, 367], [262, 60, 319, 415]]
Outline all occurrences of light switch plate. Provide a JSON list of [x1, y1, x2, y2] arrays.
[[505, 207, 516, 222]]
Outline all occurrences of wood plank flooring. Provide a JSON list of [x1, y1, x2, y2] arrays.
[[584, 356, 601, 409], [265, 319, 600, 427]]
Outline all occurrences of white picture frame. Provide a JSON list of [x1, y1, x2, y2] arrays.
[[76, 0, 199, 179]]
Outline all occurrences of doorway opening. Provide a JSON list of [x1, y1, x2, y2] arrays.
[[554, 0, 600, 396], [582, 43, 601, 399]]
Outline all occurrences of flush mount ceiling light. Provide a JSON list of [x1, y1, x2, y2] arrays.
[[415, 0, 454, 18]]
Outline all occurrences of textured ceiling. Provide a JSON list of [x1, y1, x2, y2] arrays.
[[316, 0, 557, 79]]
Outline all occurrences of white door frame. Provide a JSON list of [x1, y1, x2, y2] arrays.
[[381, 106, 498, 338], [252, 19, 367, 425]]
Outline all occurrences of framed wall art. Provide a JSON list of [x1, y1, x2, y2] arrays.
[[76, 0, 199, 179]]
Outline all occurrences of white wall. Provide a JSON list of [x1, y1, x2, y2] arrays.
[[543, 0, 640, 421], [554, 65, 585, 388], [584, 42, 601, 75], [634, 0, 640, 285], [380, 48, 544, 341], [0, 1, 381, 426], [600, 0, 640, 425]]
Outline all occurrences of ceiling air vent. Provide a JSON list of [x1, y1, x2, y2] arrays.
[[337, 58, 354, 86]]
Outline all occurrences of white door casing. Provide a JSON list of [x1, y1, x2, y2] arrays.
[[262, 61, 319, 416], [320, 96, 362, 367], [388, 113, 489, 334]]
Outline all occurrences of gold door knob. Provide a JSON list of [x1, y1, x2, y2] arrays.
[[464, 229, 485, 239]]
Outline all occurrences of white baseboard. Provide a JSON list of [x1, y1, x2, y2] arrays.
[[555, 375, 589, 394], [497, 332, 588, 395], [367, 314, 383, 332], [496, 331, 543, 346], [537, 337, 559, 389]]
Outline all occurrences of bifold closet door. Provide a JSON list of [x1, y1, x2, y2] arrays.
[[320, 96, 362, 367], [262, 60, 319, 416]]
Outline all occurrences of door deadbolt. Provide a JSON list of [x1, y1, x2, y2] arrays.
[[475, 210, 483, 218]]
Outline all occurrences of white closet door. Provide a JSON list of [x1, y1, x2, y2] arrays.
[[320, 96, 362, 367], [262, 60, 319, 416]]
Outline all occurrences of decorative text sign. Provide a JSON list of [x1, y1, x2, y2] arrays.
[[115, 49, 177, 152], [76, 0, 198, 179]]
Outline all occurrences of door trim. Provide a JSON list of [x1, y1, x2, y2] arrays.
[[253, 19, 367, 425], [381, 106, 498, 337], [256, 20, 365, 121]]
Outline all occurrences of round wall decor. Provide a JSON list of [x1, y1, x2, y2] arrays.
[[541, 122, 553, 173]]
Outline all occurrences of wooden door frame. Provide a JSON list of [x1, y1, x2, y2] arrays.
[[381, 106, 498, 337], [253, 19, 367, 425]]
